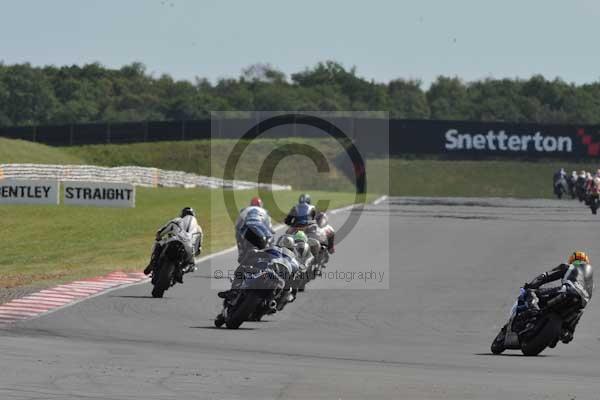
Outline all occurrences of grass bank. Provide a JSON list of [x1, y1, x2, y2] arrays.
[[63, 139, 355, 192], [0, 138, 84, 165]]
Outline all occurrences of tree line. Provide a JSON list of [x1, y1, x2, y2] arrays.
[[1, 60, 599, 126]]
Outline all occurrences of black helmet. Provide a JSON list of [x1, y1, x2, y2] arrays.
[[180, 207, 196, 218], [299, 193, 311, 204]]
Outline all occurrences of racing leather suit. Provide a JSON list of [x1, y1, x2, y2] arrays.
[[525, 262, 593, 340], [284, 203, 316, 227]]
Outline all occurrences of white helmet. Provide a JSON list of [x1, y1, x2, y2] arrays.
[[278, 235, 295, 252]]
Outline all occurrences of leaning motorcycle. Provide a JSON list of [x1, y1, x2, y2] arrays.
[[215, 261, 287, 329], [151, 233, 194, 298], [491, 287, 583, 356]]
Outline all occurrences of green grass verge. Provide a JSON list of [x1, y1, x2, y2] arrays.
[[0, 188, 370, 289]]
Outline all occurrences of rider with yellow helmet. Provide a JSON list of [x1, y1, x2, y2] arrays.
[[523, 251, 593, 343]]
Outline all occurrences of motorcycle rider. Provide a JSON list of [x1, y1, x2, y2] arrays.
[[292, 231, 314, 268], [143, 207, 203, 282], [584, 172, 595, 202], [553, 168, 566, 183], [316, 212, 335, 255], [575, 170, 588, 201], [522, 251, 593, 343], [284, 193, 317, 230], [568, 171, 578, 196], [235, 196, 274, 263]]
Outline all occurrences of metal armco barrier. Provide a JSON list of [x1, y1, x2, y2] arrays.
[[2, 118, 600, 159]]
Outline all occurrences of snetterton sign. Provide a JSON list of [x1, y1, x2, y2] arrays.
[[63, 181, 135, 208], [0, 179, 59, 205], [444, 129, 573, 153]]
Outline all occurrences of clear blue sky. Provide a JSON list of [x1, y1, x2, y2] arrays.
[[1, 0, 599, 86]]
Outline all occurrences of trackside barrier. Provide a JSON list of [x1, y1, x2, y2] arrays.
[[0, 164, 292, 191]]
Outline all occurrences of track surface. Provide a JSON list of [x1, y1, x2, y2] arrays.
[[2, 197, 600, 399]]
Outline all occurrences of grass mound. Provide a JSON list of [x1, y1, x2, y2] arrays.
[[0, 138, 84, 165]]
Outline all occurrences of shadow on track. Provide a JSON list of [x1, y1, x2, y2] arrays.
[[473, 352, 552, 358], [191, 325, 256, 330]]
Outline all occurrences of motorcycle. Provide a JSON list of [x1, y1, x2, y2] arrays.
[[553, 177, 569, 199], [586, 180, 600, 214], [589, 187, 600, 215], [284, 226, 328, 283], [567, 177, 577, 199], [491, 287, 583, 356], [151, 235, 194, 298], [575, 178, 587, 202], [214, 261, 288, 329]]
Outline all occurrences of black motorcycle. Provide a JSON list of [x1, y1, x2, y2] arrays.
[[215, 261, 287, 329], [151, 239, 190, 298], [575, 178, 587, 202], [491, 288, 583, 356]]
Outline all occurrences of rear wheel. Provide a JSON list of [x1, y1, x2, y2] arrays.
[[152, 259, 175, 298], [520, 314, 562, 356]]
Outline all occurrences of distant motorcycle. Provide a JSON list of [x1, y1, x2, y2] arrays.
[[491, 287, 584, 356], [553, 177, 569, 199], [589, 185, 600, 215], [575, 177, 587, 202], [215, 261, 288, 329], [567, 176, 577, 199]]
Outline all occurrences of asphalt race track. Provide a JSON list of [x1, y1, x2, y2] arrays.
[[2, 197, 600, 399]]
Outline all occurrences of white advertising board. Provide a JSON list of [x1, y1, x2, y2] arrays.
[[63, 181, 135, 208], [0, 179, 60, 205]]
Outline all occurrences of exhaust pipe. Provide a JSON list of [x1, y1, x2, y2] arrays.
[[268, 300, 278, 312]]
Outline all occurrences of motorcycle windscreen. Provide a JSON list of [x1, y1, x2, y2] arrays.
[[242, 223, 273, 250]]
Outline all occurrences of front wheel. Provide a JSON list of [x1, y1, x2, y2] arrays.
[[491, 326, 507, 354], [225, 292, 262, 329], [520, 314, 562, 356]]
